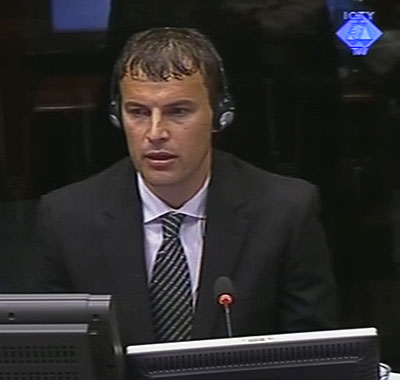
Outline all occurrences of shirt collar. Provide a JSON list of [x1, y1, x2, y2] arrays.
[[137, 173, 209, 224]]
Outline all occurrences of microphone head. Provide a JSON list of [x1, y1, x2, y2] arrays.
[[214, 276, 235, 305]]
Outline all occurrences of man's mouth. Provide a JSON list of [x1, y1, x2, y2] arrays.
[[146, 152, 176, 160], [145, 151, 177, 169]]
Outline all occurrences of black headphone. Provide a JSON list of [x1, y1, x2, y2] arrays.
[[211, 62, 236, 132], [108, 36, 235, 132]]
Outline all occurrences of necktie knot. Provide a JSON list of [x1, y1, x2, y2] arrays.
[[161, 212, 185, 239]]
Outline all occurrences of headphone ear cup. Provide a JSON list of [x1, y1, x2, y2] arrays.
[[109, 99, 122, 129], [214, 95, 235, 132]]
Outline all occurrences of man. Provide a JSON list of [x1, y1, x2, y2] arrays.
[[31, 27, 336, 346]]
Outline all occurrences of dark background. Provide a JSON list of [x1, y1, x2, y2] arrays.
[[1, 0, 400, 369]]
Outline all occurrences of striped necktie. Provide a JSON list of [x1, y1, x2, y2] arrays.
[[149, 212, 194, 342]]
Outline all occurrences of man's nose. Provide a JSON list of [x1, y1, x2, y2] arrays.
[[146, 109, 169, 141]]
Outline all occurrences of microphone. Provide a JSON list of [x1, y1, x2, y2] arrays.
[[214, 276, 235, 338]]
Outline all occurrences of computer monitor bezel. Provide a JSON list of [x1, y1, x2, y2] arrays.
[[127, 327, 379, 380]]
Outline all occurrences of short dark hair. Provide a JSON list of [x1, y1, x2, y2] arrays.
[[113, 27, 224, 108]]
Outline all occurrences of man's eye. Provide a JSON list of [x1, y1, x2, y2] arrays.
[[127, 108, 149, 117], [168, 107, 191, 117]]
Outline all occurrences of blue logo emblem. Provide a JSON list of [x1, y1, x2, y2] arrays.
[[336, 13, 383, 56]]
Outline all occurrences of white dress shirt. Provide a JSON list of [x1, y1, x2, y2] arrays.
[[137, 174, 208, 300]]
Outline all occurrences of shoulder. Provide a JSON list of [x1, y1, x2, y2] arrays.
[[210, 150, 322, 240], [213, 150, 317, 205], [40, 157, 135, 210]]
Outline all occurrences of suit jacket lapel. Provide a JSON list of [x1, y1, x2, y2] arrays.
[[95, 153, 250, 342], [192, 151, 250, 339], [99, 159, 155, 343]]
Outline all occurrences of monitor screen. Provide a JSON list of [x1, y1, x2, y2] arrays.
[[0, 294, 125, 380], [51, 0, 111, 32], [127, 328, 379, 380], [23, 0, 111, 55]]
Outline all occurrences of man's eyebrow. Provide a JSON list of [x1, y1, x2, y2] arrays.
[[124, 100, 146, 107], [164, 100, 195, 107], [123, 99, 196, 108]]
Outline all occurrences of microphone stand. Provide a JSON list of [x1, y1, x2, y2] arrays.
[[222, 303, 233, 338]]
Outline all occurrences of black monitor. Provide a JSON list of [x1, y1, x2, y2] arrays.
[[23, 0, 111, 55], [0, 294, 125, 380], [127, 328, 379, 380]]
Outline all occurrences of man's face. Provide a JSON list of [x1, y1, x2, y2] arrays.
[[120, 71, 214, 204]]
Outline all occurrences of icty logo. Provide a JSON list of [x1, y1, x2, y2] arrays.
[[336, 12, 383, 56]]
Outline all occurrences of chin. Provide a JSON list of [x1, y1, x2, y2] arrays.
[[143, 173, 180, 187]]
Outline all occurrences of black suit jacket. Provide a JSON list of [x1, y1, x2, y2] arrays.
[[31, 150, 336, 346]]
